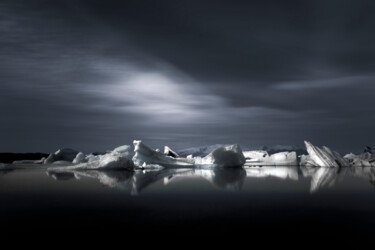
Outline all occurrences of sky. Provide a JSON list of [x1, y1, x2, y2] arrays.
[[1, 0, 375, 153]]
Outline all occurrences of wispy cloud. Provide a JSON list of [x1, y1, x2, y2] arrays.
[[272, 75, 375, 90]]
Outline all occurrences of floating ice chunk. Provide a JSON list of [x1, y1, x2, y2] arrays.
[[53, 145, 134, 169], [80, 154, 134, 170], [343, 153, 357, 160], [85, 154, 100, 162], [299, 154, 321, 167], [194, 144, 246, 168], [164, 146, 179, 158], [244, 150, 297, 165], [132, 140, 194, 168], [304, 141, 349, 167], [266, 151, 297, 165], [350, 152, 375, 167], [112, 145, 133, 158], [49, 153, 134, 171], [299, 154, 311, 166], [243, 150, 268, 161], [177, 144, 231, 157], [133, 141, 245, 168], [44, 148, 79, 164], [262, 145, 306, 156], [72, 152, 86, 164]]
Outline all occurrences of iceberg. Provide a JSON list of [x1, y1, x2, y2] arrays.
[[266, 151, 297, 165], [262, 145, 306, 156], [304, 141, 349, 167], [177, 144, 231, 157], [51, 144, 135, 169], [343, 153, 357, 160], [112, 145, 133, 158], [299, 154, 319, 167], [193, 144, 246, 168], [49, 153, 134, 171], [132, 140, 195, 168], [243, 150, 297, 165], [243, 150, 268, 161], [349, 152, 375, 167], [164, 146, 179, 158], [72, 152, 86, 164], [133, 141, 246, 168], [44, 148, 79, 164], [85, 154, 100, 162]]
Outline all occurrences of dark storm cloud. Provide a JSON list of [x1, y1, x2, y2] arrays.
[[1, 0, 374, 153]]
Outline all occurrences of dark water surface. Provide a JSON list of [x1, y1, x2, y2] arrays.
[[1, 165, 375, 245]]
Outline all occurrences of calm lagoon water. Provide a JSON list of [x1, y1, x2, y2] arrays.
[[1, 165, 375, 245]]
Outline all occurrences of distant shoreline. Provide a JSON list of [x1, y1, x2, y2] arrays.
[[0, 153, 48, 164]]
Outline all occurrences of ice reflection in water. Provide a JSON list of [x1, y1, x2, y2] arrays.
[[46, 166, 375, 194], [301, 167, 347, 193]]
